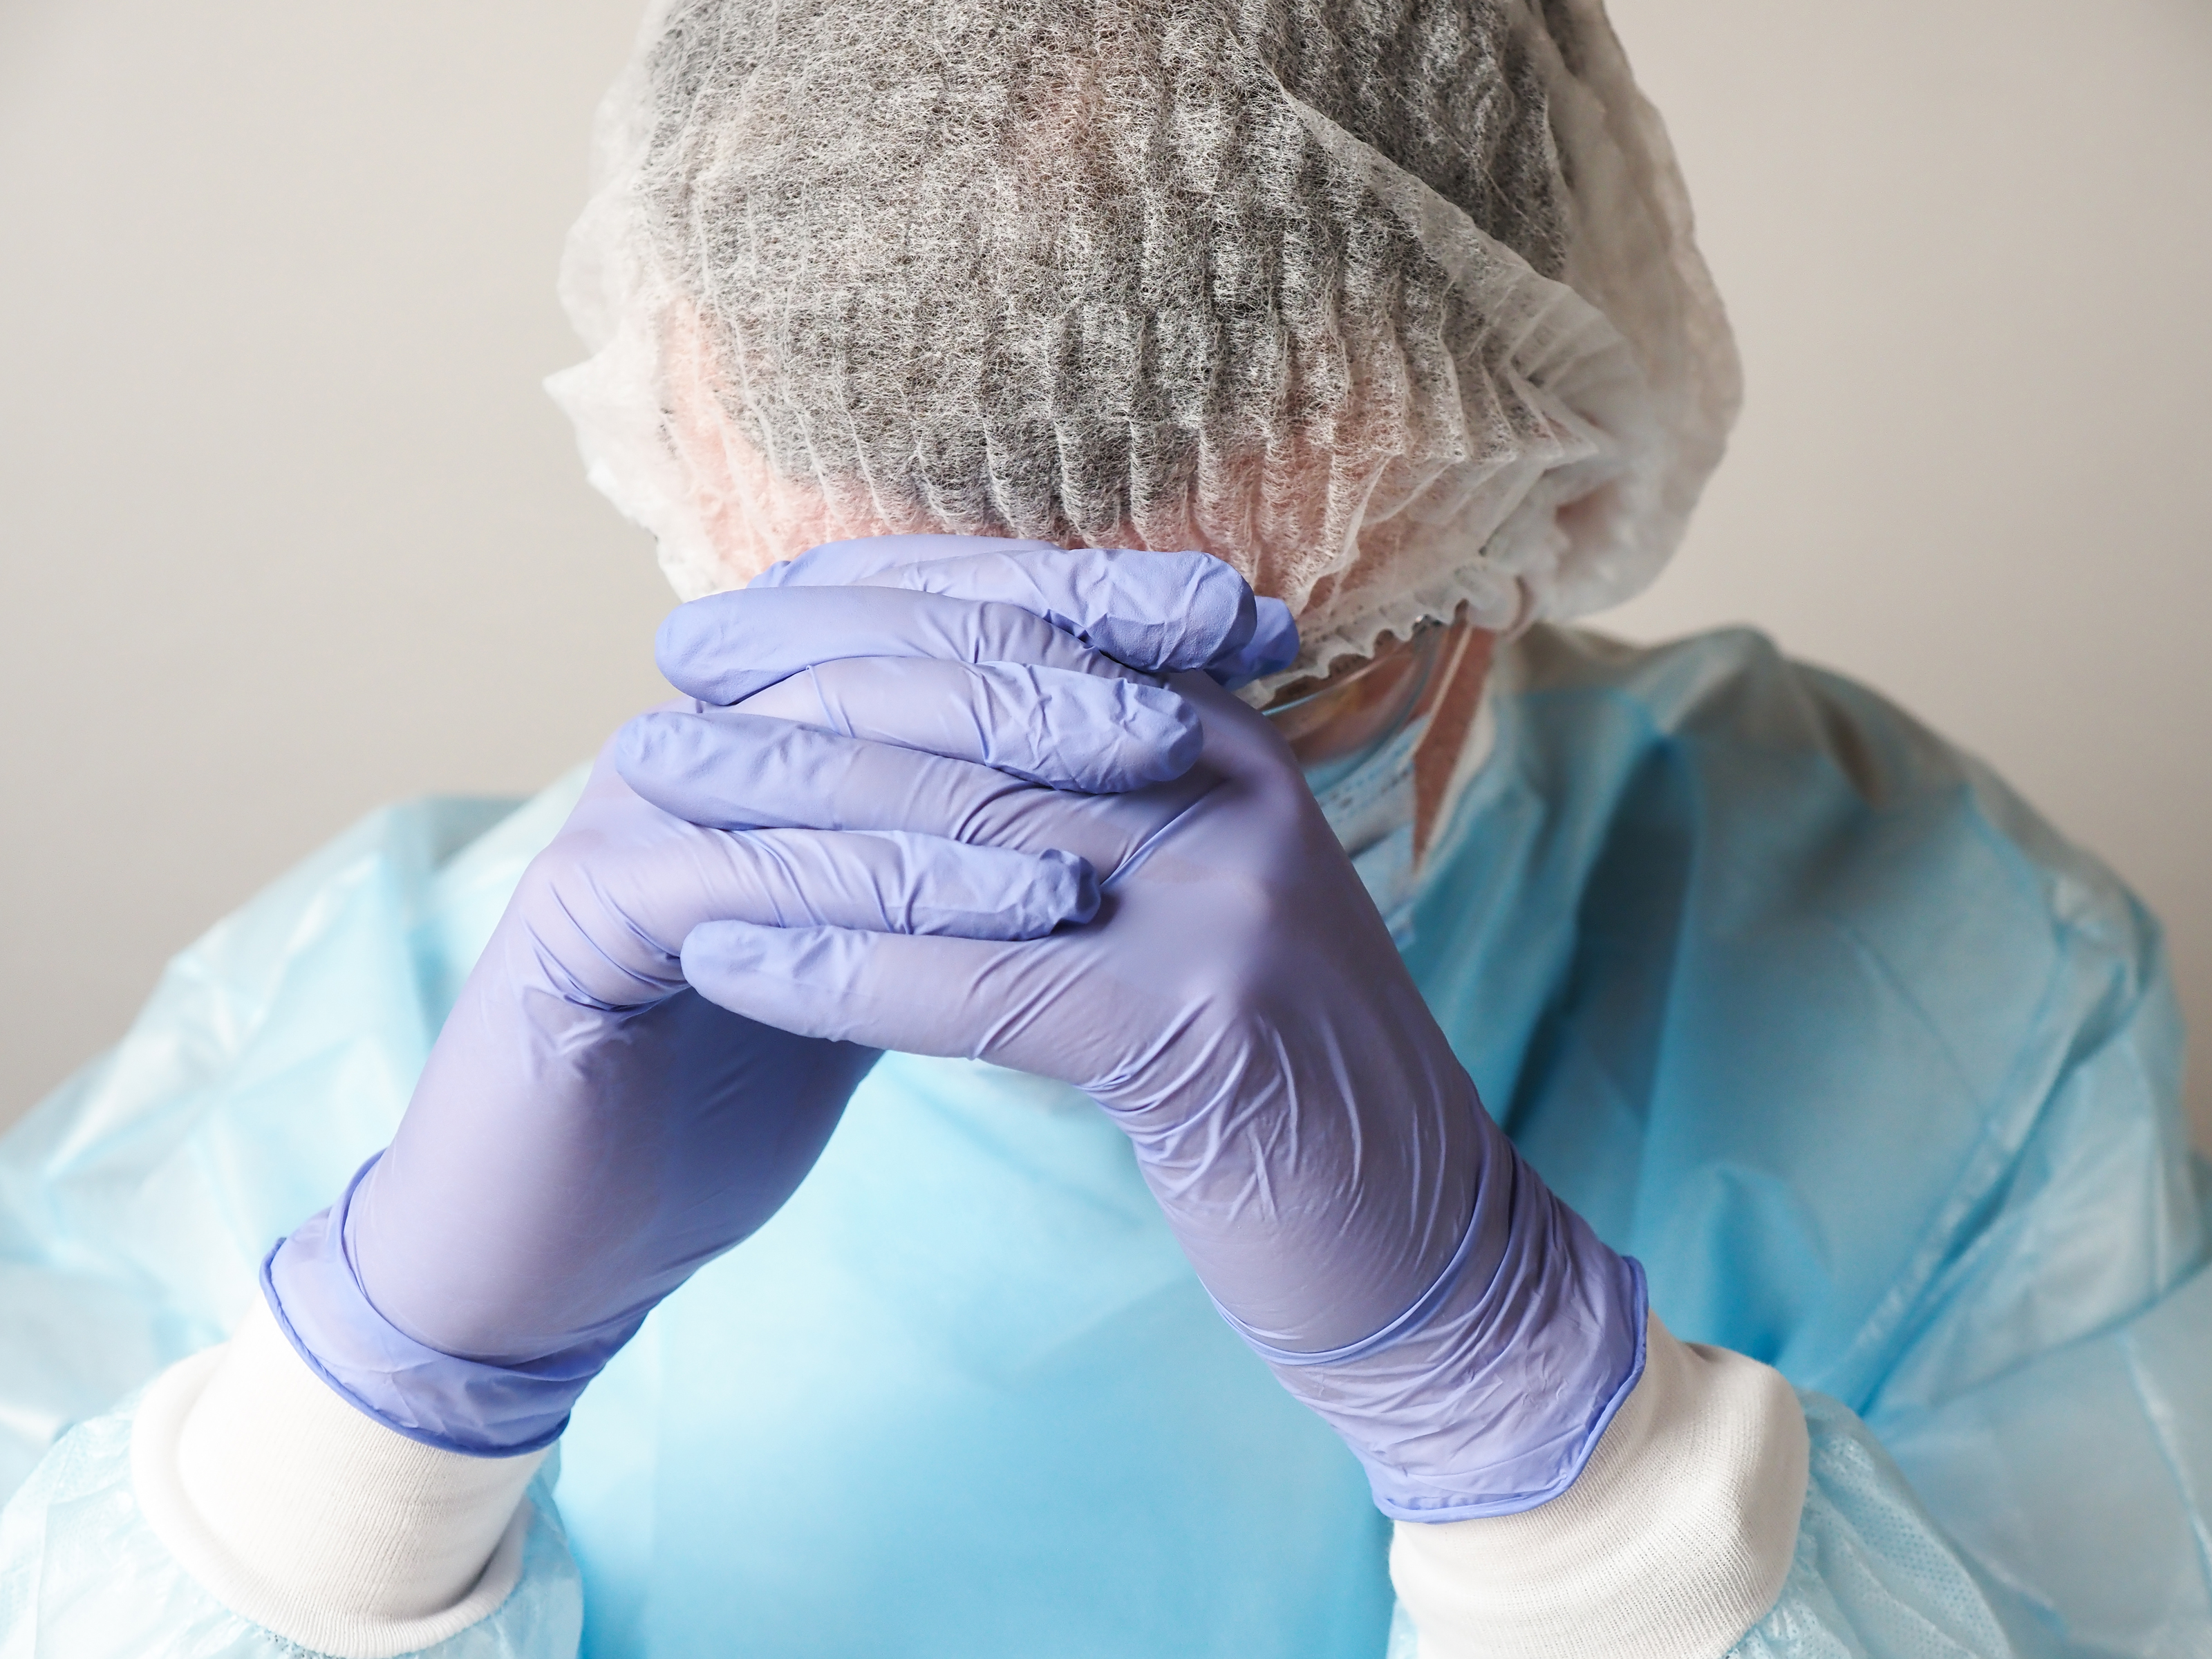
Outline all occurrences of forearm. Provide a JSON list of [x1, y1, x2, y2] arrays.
[[1390, 1315, 1808, 1659]]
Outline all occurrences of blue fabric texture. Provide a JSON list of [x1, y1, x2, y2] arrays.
[[0, 624, 2205, 1658], [0, 1393, 581, 1658]]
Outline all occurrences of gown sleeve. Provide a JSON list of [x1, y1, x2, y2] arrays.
[[1381, 1380, 2030, 1659], [0, 781, 592, 1658], [1393, 628, 2212, 1659], [1694, 948, 2203, 1659], [1390, 1157, 2211, 1659], [0, 1376, 581, 1658], [1726, 713, 2212, 1659]]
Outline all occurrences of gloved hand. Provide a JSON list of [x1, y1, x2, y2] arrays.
[[263, 536, 1282, 1454], [621, 537, 1647, 1519]]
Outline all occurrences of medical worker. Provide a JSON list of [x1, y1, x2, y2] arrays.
[[3, 1, 2208, 1656]]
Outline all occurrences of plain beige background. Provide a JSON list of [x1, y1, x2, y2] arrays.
[[2, 0, 2206, 1148]]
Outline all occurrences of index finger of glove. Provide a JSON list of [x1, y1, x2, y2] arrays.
[[771, 541, 1275, 677], [735, 657, 1201, 794], [679, 919, 1128, 1091], [657, 586, 1126, 706], [615, 706, 1172, 873], [698, 830, 1098, 942], [679, 919, 1024, 1061], [511, 816, 1099, 1014]]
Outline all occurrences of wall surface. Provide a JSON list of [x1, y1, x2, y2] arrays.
[[0, 1, 671, 1125], [2, 1, 2206, 1143]]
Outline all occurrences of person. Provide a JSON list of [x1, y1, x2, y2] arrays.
[[1, 2, 2206, 1657]]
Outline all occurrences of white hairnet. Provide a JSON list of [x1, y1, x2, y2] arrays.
[[550, 0, 1737, 684]]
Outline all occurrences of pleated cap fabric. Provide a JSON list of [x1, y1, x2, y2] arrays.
[[549, 0, 1738, 686]]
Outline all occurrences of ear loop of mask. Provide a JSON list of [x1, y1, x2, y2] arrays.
[[1262, 620, 1483, 943]]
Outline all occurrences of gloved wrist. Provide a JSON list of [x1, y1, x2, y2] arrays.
[[1225, 1100, 1647, 1521], [263, 1154, 627, 1456], [1388, 1316, 1809, 1659]]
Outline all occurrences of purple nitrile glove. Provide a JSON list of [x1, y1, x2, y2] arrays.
[[622, 554, 1647, 1521], [261, 547, 1260, 1456], [742, 533, 1300, 691]]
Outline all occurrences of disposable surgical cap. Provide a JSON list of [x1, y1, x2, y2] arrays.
[[550, 0, 1738, 682]]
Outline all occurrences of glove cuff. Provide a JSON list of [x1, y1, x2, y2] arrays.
[[263, 1154, 629, 1455], [1240, 1141, 1649, 1520], [1387, 1315, 1809, 1659]]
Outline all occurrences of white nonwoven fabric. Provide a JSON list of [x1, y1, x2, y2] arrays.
[[549, 0, 1737, 684]]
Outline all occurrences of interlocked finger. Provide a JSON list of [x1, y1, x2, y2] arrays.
[[615, 707, 1186, 874], [735, 657, 1200, 793]]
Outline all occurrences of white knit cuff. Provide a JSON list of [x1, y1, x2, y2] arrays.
[[131, 1297, 545, 1659], [1389, 1314, 1808, 1659]]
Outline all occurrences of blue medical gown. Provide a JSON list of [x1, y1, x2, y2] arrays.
[[1, 626, 2204, 1658]]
